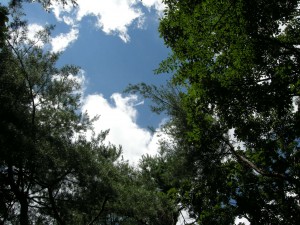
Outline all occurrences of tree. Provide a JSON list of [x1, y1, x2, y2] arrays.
[[0, 4, 122, 224], [0, 3, 180, 224], [127, 82, 238, 224], [128, 0, 300, 223]]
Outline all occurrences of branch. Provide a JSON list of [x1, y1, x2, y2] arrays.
[[7, 165, 23, 202], [222, 136, 298, 185], [87, 196, 108, 225], [180, 210, 187, 225], [210, 0, 236, 32], [6, 40, 37, 134], [48, 187, 65, 225]]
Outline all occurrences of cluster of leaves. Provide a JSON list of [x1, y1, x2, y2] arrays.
[[0, 1, 178, 225], [9, 0, 77, 9], [128, 0, 300, 224]]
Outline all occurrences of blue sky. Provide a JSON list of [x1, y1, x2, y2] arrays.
[[11, 0, 172, 165], [22, 0, 170, 127]]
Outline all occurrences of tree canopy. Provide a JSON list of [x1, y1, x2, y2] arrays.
[[128, 0, 300, 224]]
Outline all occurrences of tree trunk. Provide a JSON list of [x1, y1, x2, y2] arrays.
[[7, 165, 29, 225], [20, 197, 29, 225]]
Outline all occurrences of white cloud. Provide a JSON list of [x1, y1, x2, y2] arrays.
[[25, 23, 79, 52], [50, 27, 79, 52], [27, 23, 46, 47], [52, 2, 73, 19], [77, 0, 142, 42], [82, 93, 162, 165], [12, 23, 48, 48], [234, 216, 250, 225], [50, 0, 165, 42], [176, 210, 196, 225], [228, 128, 246, 150], [141, 0, 165, 14], [293, 96, 299, 113], [177, 210, 251, 225]]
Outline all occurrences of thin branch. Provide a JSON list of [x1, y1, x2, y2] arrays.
[[180, 210, 187, 225], [211, 2, 235, 31], [87, 196, 108, 225], [6, 39, 37, 133], [48, 187, 65, 225], [222, 136, 298, 185]]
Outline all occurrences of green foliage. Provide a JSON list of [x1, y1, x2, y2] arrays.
[[9, 0, 77, 9], [128, 0, 300, 224]]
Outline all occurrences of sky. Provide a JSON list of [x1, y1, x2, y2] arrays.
[[8, 0, 172, 165]]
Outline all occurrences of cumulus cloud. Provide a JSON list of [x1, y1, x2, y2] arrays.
[[24, 23, 78, 53], [50, 27, 79, 53], [82, 93, 162, 165], [50, 0, 165, 42], [77, 0, 142, 42]]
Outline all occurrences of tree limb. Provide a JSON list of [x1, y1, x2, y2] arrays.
[[222, 136, 298, 185], [48, 187, 65, 225], [87, 196, 108, 225]]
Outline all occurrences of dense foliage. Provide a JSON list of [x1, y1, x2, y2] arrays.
[[129, 0, 300, 224]]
